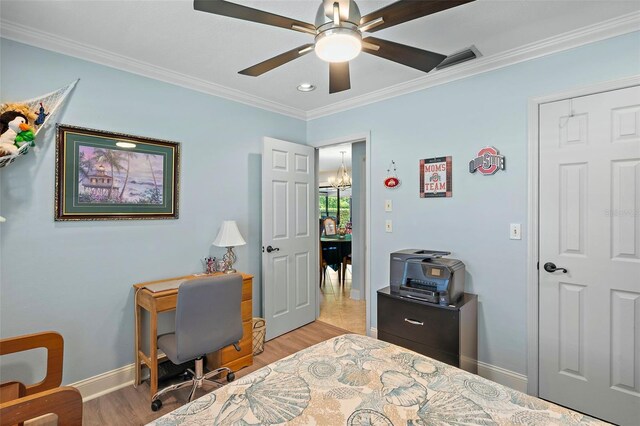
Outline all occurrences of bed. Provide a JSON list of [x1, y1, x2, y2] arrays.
[[148, 334, 606, 425]]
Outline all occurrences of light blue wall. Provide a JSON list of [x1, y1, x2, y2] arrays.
[[307, 32, 640, 374], [0, 38, 306, 384], [2, 31, 639, 385]]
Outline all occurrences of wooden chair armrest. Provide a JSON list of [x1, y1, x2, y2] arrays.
[[0, 331, 63, 395], [0, 386, 82, 426]]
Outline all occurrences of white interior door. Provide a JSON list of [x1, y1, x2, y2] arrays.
[[262, 137, 316, 340], [538, 85, 640, 425]]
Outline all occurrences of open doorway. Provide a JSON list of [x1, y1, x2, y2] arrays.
[[317, 142, 366, 335]]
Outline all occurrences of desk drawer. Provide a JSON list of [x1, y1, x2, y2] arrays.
[[378, 294, 459, 354], [220, 320, 252, 363], [155, 294, 178, 312], [241, 299, 252, 322], [242, 278, 252, 301]]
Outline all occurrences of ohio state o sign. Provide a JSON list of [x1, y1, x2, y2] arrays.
[[384, 177, 400, 188], [469, 146, 506, 175]]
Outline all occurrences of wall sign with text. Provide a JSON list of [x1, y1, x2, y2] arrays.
[[419, 156, 452, 198], [469, 146, 505, 175]]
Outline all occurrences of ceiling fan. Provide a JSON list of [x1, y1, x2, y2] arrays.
[[194, 0, 476, 94]]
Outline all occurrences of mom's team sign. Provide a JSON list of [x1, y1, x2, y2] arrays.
[[419, 156, 452, 198]]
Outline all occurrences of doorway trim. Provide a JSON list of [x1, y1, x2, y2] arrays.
[[311, 132, 372, 336], [525, 75, 640, 396]]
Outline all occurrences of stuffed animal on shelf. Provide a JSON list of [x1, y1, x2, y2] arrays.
[[15, 125, 36, 148], [35, 102, 49, 126], [0, 103, 37, 157]]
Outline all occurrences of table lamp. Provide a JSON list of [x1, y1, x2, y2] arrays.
[[213, 220, 246, 274]]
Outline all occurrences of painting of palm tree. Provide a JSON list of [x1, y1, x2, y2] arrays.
[[78, 145, 164, 204], [56, 125, 179, 221]]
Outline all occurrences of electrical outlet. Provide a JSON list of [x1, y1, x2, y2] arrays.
[[385, 220, 393, 233], [385, 200, 392, 212], [510, 223, 521, 240]]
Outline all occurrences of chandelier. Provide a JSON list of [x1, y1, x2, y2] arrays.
[[329, 151, 352, 190]]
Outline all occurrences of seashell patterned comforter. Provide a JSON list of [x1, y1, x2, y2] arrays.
[[148, 334, 607, 425]]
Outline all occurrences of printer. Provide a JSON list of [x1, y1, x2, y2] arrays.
[[390, 249, 465, 304]]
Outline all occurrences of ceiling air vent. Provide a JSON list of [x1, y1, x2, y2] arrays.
[[436, 46, 480, 70]]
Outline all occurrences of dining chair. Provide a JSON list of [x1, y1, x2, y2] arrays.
[[341, 254, 352, 286], [321, 242, 342, 286], [319, 240, 326, 287]]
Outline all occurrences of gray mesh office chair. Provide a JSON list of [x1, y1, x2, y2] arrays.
[[150, 274, 243, 411]]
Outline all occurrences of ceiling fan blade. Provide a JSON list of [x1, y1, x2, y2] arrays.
[[362, 36, 446, 73], [194, 0, 316, 34], [239, 44, 314, 77], [360, 0, 475, 33], [329, 62, 351, 94]]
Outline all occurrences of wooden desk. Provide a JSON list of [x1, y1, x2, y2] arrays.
[[133, 272, 253, 399]]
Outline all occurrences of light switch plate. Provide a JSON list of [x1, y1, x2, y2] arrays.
[[385, 220, 393, 233], [385, 200, 392, 212], [510, 223, 521, 240]]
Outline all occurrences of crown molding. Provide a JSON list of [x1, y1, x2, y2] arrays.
[[305, 11, 640, 120], [0, 21, 307, 120], [2, 12, 638, 122]]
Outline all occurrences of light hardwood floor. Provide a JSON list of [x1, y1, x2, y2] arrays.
[[318, 265, 367, 334], [82, 321, 348, 425]]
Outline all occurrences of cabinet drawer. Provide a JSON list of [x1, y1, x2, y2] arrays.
[[378, 294, 459, 354], [220, 320, 252, 363], [379, 331, 461, 369]]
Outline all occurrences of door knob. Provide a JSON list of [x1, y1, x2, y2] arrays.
[[543, 262, 567, 273], [266, 245, 280, 253]]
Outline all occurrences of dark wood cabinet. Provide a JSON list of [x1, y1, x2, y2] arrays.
[[377, 287, 477, 374]]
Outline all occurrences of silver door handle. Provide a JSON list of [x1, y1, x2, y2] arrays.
[[404, 318, 424, 326]]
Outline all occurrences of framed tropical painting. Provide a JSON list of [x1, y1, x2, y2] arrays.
[[55, 125, 180, 221]]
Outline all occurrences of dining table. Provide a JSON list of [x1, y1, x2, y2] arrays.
[[321, 233, 352, 270]]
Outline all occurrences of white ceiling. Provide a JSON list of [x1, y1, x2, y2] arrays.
[[319, 142, 352, 173], [1, 0, 638, 115]]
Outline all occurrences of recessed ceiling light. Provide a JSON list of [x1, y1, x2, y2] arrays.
[[297, 83, 316, 92], [116, 141, 136, 149]]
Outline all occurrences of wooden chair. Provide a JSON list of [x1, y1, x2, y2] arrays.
[[321, 243, 342, 286], [341, 254, 352, 286], [0, 331, 83, 426], [319, 240, 327, 287]]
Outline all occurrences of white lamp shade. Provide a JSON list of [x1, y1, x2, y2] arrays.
[[213, 220, 246, 247]]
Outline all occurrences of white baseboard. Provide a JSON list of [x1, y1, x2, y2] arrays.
[[477, 361, 528, 393], [350, 289, 361, 300], [70, 332, 528, 402], [370, 327, 527, 393], [69, 363, 136, 402]]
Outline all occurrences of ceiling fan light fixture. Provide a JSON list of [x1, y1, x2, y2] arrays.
[[315, 27, 362, 63]]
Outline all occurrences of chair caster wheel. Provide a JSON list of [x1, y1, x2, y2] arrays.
[[151, 399, 162, 412], [227, 372, 235, 382]]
